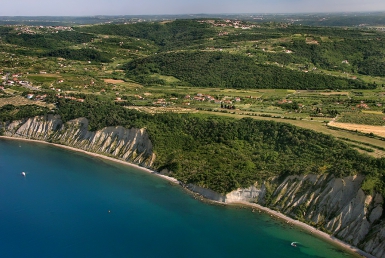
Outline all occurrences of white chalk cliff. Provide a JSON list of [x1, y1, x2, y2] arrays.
[[1, 115, 384, 257], [2, 115, 155, 167]]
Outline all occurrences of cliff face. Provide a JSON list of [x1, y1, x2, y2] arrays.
[[1, 115, 155, 167], [1, 115, 384, 257], [225, 175, 385, 258]]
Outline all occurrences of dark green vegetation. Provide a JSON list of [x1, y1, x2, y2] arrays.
[[76, 20, 383, 89], [4, 95, 384, 195], [124, 51, 373, 89], [0, 104, 49, 122], [2, 19, 385, 90], [279, 37, 385, 76], [1, 17, 385, 197], [4, 31, 94, 49], [79, 20, 216, 51], [41, 48, 112, 63], [338, 112, 385, 126], [1, 30, 112, 63]]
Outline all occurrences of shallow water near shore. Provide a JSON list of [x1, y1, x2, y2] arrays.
[[0, 139, 358, 258]]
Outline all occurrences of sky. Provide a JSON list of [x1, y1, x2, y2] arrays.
[[1, 0, 385, 16]]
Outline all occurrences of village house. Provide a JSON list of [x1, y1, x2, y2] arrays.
[[278, 99, 292, 104], [153, 99, 167, 105], [356, 101, 369, 109], [34, 94, 47, 101], [205, 95, 215, 101], [193, 96, 205, 101]]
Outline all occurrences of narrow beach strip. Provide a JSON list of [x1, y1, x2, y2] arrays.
[[0, 136, 180, 185], [226, 201, 376, 258]]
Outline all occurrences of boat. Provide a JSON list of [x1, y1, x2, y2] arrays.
[[21, 172, 26, 177], [291, 242, 298, 247]]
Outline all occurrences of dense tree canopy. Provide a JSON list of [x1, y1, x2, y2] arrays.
[[78, 20, 217, 51], [124, 51, 374, 89], [4, 31, 94, 49], [32, 96, 385, 195], [41, 48, 112, 62]]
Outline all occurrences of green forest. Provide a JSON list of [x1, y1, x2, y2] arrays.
[[2, 96, 383, 195], [1, 17, 385, 198], [123, 51, 374, 89]]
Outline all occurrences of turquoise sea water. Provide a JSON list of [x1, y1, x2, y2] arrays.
[[0, 139, 358, 258]]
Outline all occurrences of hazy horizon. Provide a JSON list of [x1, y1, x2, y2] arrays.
[[1, 0, 385, 16]]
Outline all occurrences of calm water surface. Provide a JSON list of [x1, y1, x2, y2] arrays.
[[0, 139, 358, 258]]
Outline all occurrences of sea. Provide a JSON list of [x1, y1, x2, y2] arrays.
[[0, 138, 358, 258]]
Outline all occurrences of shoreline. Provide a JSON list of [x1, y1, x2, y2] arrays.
[[0, 135, 375, 258], [225, 201, 375, 258], [0, 136, 180, 185]]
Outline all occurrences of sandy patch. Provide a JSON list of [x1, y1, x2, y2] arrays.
[[320, 92, 349, 96], [328, 121, 385, 138], [127, 106, 198, 114], [104, 79, 125, 84]]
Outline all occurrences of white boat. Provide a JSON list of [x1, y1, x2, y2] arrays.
[[21, 172, 26, 177], [291, 242, 298, 247]]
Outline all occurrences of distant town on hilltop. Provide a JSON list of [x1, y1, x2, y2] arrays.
[[0, 12, 385, 27]]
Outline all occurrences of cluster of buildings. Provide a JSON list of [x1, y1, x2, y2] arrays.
[[185, 93, 241, 105], [13, 25, 73, 35], [198, 19, 257, 30], [56, 94, 84, 102], [185, 93, 219, 103], [356, 101, 369, 109], [26, 93, 47, 101], [1, 73, 38, 90], [128, 92, 243, 107]]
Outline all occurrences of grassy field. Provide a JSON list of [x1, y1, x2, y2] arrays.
[[27, 74, 62, 83], [0, 96, 55, 109], [2, 20, 385, 158]]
